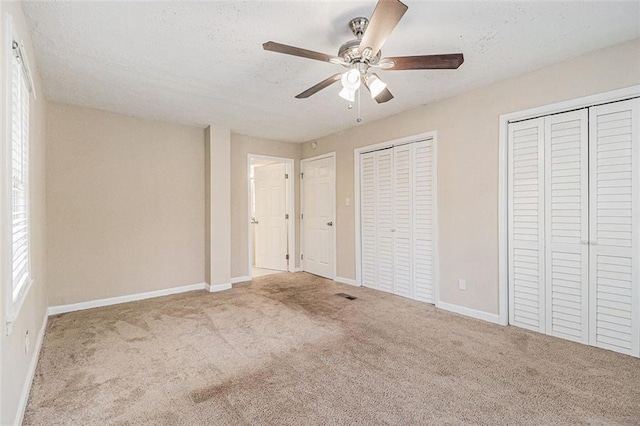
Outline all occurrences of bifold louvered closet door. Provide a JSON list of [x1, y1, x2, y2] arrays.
[[508, 98, 639, 357], [360, 140, 435, 302], [589, 100, 639, 356]]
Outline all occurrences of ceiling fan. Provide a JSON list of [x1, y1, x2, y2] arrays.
[[262, 0, 464, 106]]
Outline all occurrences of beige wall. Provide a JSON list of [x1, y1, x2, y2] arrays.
[[0, 2, 49, 425], [302, 38, 640, 316], [206, 126, 232, 286], [46, 103, 205, 306], [204, 128, 211, 285], [230, 133, 301, 278]]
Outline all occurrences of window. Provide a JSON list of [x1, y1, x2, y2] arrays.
[[10, 41, 30, 302], [4, 19, 35, 330]]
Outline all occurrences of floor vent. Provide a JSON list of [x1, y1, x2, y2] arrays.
[[336, 293, 357, 300]]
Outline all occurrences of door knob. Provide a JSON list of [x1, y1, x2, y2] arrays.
[[327, 221, 333, 226]]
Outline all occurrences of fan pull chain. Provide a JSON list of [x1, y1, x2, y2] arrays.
[[357, 87, 362, 123]]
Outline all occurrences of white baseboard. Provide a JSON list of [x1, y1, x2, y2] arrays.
[[230, 276, 251, 284], [436, 300, 502, 325], [293, 267, 302, 272], [334, 276, 358, 286], [47, 282, 207, 316], [14, 312, 48, 426], [205, 282, 232, 292]]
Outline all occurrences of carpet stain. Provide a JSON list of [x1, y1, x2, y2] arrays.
[[190, 382, 229, 403], [526, 366, 540, 376]]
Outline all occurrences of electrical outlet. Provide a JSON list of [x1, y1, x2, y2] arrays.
[[25, 330, 30, 354], [458, 279, 466, 291]]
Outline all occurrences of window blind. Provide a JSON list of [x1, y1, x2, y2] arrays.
[[11, 46, 30, 301]]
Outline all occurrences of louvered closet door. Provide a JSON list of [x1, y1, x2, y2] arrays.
[[413, 140, 435, 303], [393, 144, 413, 298], [544, 110, 589, 343], [589, 99, 640, 357], [361, 152, 378, 289], [376, 149, 395, 293], [508, 118, 546, 332]]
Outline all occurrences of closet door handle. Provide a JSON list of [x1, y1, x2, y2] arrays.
[[581, 240, 589, 245]]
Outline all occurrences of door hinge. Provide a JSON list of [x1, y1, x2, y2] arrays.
[[285, 173, 288, 179], [301, 213, 304, 220], [286, 254, 289, 260], [285, 213, 289, 219], [301, 254, 304, 260], [300, 173, 304, 179]]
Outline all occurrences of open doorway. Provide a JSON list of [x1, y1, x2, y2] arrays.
[[248, 154, 295, 279]]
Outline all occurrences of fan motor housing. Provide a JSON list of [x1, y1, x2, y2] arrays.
[[338, 39, 381, 65]]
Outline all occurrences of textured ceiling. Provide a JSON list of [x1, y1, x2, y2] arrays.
[[22, 1, 640, 142]]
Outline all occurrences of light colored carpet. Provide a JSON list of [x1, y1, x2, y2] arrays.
[[252, 267, 284, 278], [25, 273, 640, 425]]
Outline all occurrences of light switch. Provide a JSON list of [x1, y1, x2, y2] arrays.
[[458, 279, 466, 291], [345, 197, 350, 206]]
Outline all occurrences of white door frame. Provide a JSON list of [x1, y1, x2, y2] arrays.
[[300, 152, 336, 280], [498, 85, 640, 327], [354, 131, 439, 303], [247, 154, 296, 278]]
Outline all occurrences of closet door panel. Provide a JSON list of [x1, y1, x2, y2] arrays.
[[376, 149, 395, 293], [509, 118, 545, 332], [361, 152, 377, 289], [413, 140, 434, 303], [589, 99, 639, 357], [544, 110, 589, 343], [393, 144, 413, 298]]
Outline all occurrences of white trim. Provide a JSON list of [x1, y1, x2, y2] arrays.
[[498, 85, 640, 328], [354, 131, 439, 297], [436, 301, 502, 325], [247, 154, 296, 279], [432, 136, 440, 305], [230, 275, 251, 284], [206, 282, 232, 293], [334, 276, 358, 286], [47, 282, 208, 316], [14, 312, 47, 426], [293, 267, 302, 273], [300, 152, 337, 280]]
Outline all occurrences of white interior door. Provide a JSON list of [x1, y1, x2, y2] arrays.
[[254, 163, 288, 271], [508, 117, 546, 332], [376, 149, 395, 293], [302, 156, 335, 279], [544, 110, 589, 344], [589, 98, 639, 357], [413, 140, 435, 303], [360, 152, 378, 288], [359, 140, 436, 302], [393, 145, 412, 298]]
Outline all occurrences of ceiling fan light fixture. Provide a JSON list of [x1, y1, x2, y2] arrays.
[[341, 69, 361, 91], [366, 74, 387, 98], [339, 87, 356, 102]]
